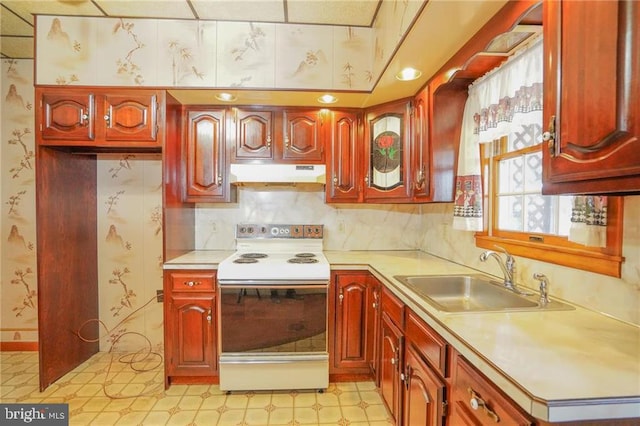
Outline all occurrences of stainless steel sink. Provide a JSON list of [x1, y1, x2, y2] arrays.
[[394, 274, 574, 313]]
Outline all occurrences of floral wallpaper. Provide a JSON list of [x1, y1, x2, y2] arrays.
[[97, 155, 164, 352], [33, 3, 425, 91], [1, 59, 37, 343], [1, 60, 164, 350]]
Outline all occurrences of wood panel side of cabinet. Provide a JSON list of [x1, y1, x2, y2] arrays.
[[36, 147, 99, 391]]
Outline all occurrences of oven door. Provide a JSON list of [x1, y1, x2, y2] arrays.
[[218, 282, 329, 391]]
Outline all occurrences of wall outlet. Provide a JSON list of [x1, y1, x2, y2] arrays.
[[210, 220, 218, 233], [156, 290, 164, 303], [338, 220, 346, 233]]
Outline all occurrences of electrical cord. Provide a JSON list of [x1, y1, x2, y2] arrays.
[[75, 294, 164, 399]]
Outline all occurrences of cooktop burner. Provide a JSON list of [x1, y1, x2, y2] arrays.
[[288, 257, 319, 264], [240, 253, 268, 259], [218, 224, 329, 282], [294, 253, 316, 258], [233, 258, 259, 264]]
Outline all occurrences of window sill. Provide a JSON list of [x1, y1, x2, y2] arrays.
[[475, 234, 624, 278]]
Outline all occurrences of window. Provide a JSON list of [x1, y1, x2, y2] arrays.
[[475, 125, 624, 277]]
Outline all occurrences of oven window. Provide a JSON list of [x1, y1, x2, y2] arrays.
[[219, 286, 327, 354]]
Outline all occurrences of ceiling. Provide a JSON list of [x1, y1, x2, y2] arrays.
[[0, 0, 520, 107]]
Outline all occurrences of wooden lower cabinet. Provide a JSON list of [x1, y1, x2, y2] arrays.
[[450, 350, 533, 425], [379, 287, 405, 423], [380, 311, 403, 423], [331, 271, 377, 376], [403, 343, 447, 426], [164, 270, 218, 386]]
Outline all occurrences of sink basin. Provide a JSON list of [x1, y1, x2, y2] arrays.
[[394, 274, 573, 313]]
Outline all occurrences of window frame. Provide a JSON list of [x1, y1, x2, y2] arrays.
[[475, 139, 625, 278]]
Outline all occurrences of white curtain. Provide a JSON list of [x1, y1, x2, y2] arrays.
[[569, 196, 608, 247], [453, 38, 544, 231], [452, 37, 607, 247]]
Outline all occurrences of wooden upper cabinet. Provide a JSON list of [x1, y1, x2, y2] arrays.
[[363, 100, 412, 202], [232, 108, 275, 161], [542, 0, 640, 194], [282, 109, 325, 162], [37, 87, 163, 148], [326, 110, 362, 203], [40, 92, 95, 141], [184, 108, 232, 202], [102, 93, 158, 142], [411, 89, 431, 200]]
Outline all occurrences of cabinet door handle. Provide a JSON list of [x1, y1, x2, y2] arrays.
[[542, 115, 556, 157], [206, 309, 212, 323], [468, 387, 500, 423], [415, 168, 425, 190], [184, 281, 201, 287]]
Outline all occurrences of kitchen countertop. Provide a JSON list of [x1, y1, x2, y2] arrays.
[[164, 249, 640, 423]]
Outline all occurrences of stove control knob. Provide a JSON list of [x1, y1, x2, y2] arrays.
[[271, 227, 279, 236]]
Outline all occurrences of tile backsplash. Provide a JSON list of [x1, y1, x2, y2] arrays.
[[195, 190, 640, 325], [195, 187, 423, 251]]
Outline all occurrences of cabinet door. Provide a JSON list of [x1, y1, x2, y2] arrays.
[[102, 92, 158, 142], [403, 344, 446, 426], [334, 273, 374, 372], [411, 89, 431, 200], [282, 110, 325, 162], [166, 294, 217, 377], [326, 110, 362, 202], [40, 91, 95, 141], [380, 312, 403, 423], [233, 108, 275, 160], [542, 0, 640, 194], [364, 101, 412, 201], [184, 109, 228, 201]]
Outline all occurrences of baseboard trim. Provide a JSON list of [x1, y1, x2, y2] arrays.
[[0, 341, 38, 351]]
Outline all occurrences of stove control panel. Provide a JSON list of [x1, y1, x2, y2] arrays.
[[236, 224, 323, 239]]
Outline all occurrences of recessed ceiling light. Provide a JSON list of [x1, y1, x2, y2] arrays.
[[215, 93, 237, 102], [396, 67, 422, 81], [318, 94, 338, 104]]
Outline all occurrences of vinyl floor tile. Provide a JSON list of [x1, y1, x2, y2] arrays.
[[0, 351, 393, 425]]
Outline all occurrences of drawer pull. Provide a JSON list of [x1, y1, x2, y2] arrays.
[[184, 281, 201, 287], [468, 387, 500, 422]]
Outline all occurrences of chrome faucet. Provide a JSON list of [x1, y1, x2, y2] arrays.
[[479, 245, 531, 295], [533, 272, 550, 306]]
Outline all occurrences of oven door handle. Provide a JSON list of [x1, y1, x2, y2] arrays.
[[218, 280, 328, 288], [220, 353, 329, 364]]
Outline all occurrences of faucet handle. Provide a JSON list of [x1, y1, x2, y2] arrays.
[[533, 273, 550, 306]]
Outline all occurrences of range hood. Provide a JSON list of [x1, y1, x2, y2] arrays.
[[229, 164, 326, 185]]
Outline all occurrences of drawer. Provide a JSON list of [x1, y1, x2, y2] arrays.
[[169, 271, 216, 292], [451, 351, 533, 425], [405, 309, 447, 377], [380, 286, 403, 328]]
